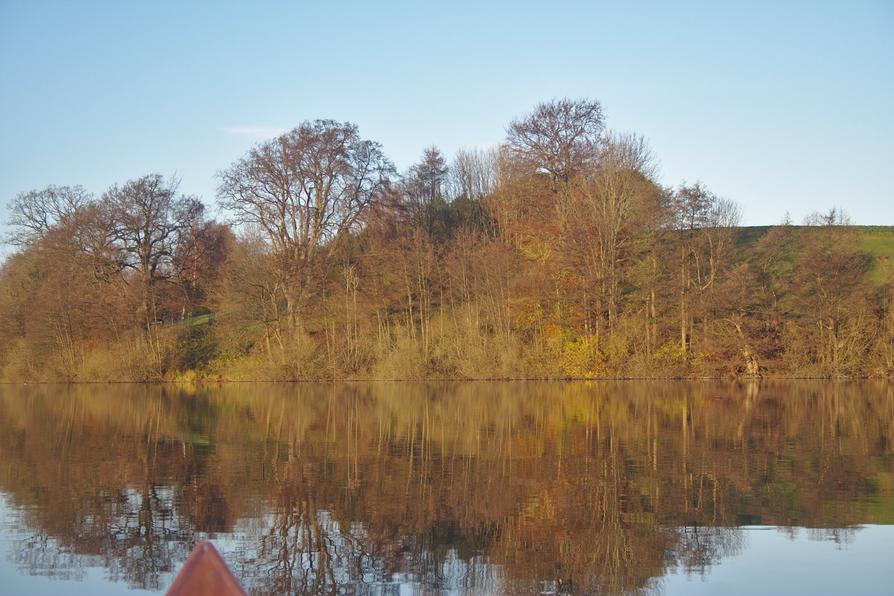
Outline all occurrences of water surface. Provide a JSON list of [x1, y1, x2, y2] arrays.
[[0, 381, 892, 594]]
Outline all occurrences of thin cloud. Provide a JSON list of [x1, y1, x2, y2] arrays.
[[221, 126, 288, 140]]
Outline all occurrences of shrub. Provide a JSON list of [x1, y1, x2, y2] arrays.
[[174, 325, 219, 372]]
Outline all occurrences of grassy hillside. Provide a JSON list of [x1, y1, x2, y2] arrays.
[[735, 225, 894, 286], [860, 226, 894, 284]]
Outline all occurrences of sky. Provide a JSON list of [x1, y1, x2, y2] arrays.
[[1, 0, 892, 228]]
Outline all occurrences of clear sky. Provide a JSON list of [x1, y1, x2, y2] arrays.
[[1, 0, 892, 226]]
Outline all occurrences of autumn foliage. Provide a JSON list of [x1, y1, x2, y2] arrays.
[[1, 99, 892, 380]]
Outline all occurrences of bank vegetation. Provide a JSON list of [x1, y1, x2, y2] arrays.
[[1, 99, 892, 381]]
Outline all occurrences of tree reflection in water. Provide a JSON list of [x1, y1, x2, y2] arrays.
[[0, 381, 891, 594]]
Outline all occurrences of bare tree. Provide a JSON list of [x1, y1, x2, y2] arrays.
[[598, 132, 658, 180], [559, 132, 661, 340], [505, 98, 605, 183], [450, 147, 498, 199], [803, 207, 852, 226], [6, 185, 92, 244], [173, 221, 235, 315], [103, 174, 204, 327], [217, 119, 393, 328], [671, 182, 741, 355]]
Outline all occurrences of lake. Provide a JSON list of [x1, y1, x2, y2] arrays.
[[0, 381, 892, 595]]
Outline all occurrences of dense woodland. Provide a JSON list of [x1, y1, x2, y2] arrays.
[[1, 98, 892, 381]]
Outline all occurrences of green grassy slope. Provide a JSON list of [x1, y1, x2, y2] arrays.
[[734, 225, 894, 286], [860, 227, 894, 284]]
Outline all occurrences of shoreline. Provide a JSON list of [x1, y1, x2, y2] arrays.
[[2, 375, 890, 386]]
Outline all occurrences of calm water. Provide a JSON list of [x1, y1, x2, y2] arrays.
[[0, 381, 892, 595]]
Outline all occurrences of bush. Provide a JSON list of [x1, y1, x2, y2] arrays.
[[174, 325, 219, 372], [561, 334, 606, 379]]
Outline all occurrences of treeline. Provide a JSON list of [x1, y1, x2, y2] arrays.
[[1, 98, 892, 381]]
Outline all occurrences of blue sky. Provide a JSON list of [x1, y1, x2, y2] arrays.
[[1, 0, 892, 226]]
